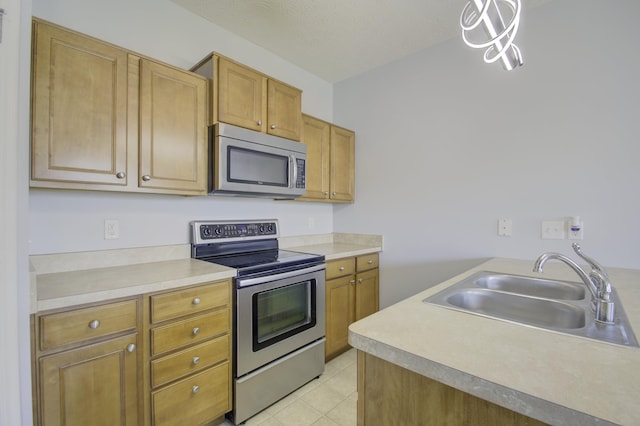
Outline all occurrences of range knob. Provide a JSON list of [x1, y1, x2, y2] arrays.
[[202, 226, 212, 237]]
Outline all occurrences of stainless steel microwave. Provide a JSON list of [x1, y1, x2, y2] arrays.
[[209, 123, 307, 198]]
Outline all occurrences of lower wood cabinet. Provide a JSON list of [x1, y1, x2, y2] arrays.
[[144, 280, 232, 426], [325, 253, 379, 361], [33, 297, 142, 426]]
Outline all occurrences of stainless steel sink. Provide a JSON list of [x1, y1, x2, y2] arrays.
[[424, 271, 638, 348], [474, 273, 585, 300], [446, 289, 586, 329]]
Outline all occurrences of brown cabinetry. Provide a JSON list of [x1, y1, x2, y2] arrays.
[[145, 280, 232, 426], [30, 19, 207, 195], [325, 253, 379, 360], [192, 54, 303, 141], [299, 114, 355, 202], [33, 297, 142, 426]]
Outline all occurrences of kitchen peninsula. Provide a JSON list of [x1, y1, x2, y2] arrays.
[[349, 258, 640, 425]]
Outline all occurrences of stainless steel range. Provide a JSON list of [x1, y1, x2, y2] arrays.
[[191, 219, 326, 425]]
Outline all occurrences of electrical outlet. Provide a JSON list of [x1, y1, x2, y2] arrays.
[[498, 218, 512, 237], [541, 221, 565, 239], [104, 219, 119, 240]]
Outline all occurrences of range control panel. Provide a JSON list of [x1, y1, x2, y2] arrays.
[[191, 220, 278, 244]]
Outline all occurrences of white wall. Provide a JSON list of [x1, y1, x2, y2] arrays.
[[334, 0, 640, 307], [29, 0, 335, 255]]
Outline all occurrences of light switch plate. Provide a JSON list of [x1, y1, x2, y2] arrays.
[[541, 221, 565, 239], [498, 218, 512, 237], [104, 219, 120, 240]]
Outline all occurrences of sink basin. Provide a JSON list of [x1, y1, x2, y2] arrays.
[[423, 271, 638, 348], [474, 273, 585, 300], [446, 289, 586, 329]]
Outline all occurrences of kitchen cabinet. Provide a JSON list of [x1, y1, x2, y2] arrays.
[[144, 280, 232, 426], [191, 54, 303, 141], [30, 18, 208, 195], [33, 298, 142, 426], [357, 352, 547, 425], [299, 115, 355, 202], [325, 253, 379, 360]]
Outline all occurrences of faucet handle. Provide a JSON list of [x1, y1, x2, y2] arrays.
[[572, 243, 609, 279]]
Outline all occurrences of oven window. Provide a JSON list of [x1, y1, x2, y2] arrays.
[[252, 280, 316, 351], [228, 146, 288, 187]]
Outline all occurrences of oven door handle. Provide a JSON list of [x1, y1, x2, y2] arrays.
[[237, 263, 326, 288]]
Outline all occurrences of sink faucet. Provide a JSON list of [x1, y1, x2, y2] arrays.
[[533, 243, 615, 324]]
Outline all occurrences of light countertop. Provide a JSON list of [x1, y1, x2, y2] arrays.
[[348, 258, 640, 426], [31, 233, 383, 313]]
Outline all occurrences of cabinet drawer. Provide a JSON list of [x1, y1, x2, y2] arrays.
[[151, 309, 229, 356], [152, 335, 229, 388], [357, 253, 379, 272], [325, 258, 356, 280], [39, 299, 138, 351], [151, 281, 229, 323], [152, 362, 231, 426]]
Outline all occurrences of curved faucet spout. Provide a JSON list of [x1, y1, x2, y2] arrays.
[[533, 252, 599, 300]]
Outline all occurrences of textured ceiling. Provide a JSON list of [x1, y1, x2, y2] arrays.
[[171, 0, 552, 83]]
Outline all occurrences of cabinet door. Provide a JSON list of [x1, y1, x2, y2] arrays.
[[325, 275, 355, 359], [267, 79, 302, 141], [329, 126, 355, 201], [31, 20, 129, 186], [138, 59, 207, 194], [217, 57, 266, 132], [39, 334, 139, 426], [300, 115, 331, 200], [355, 269, 379, 321]]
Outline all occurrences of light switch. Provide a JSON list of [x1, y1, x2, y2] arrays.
[[541, 221, 564, 239]]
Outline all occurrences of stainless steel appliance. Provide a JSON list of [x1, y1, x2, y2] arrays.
[[209, 123, 307, 199], [191, 219, 325, 425]]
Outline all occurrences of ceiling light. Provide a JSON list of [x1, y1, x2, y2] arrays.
[[460, 0, 523, 71]]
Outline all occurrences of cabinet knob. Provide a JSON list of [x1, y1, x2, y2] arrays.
[[192, 356, 200, 365], [116, 172, 126, 179], [192, 385, 200, 394], [270, 124, 276, 129], [257, 120, 262, 126], [126, 343, 136, 353], [324, 192, 329, 196], [350, 280, 355, 286], [141, 175, 151, 181], [192, 297, 201, 305], [88, 320, 100, 329], [358, 278, 364, 284], [332, 192, 337, 196], [339, 266, 345, 271], [368, 260, 373, 264], [192, 327, 200, 336]]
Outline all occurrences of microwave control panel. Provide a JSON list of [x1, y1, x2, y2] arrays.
[[295, 158, 306, 189]]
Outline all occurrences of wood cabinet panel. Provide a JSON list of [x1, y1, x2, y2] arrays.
[[355, 269, 379, 321], [330, 126, 355, 202], [39, 333, 140, 426], [31, 19, 129, 186], [39, 299, 138, 351], [150, 309, 229, 356], [325, 257, 356, 280], [150, 281, 230, 323], [356, 253, 379, 272], [299, 115, 330, 200], [217, 56, 266, 132], [267, 79, 302, 140], [152, 362, 231, 426], [325, 275, 356, 359], [151, 335, 229, 388], [139, 59, 207, 193]]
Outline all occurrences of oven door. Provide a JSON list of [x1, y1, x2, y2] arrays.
[[235, 264, 325, 377]]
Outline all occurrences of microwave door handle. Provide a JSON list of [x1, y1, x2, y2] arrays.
[[290, 155, 297, 189]]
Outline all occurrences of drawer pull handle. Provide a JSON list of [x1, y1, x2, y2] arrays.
[[339, 266, 345, 271], [368, 260, 373, 264], [192, 356, 200, 365], [88, 320, 100, 329], [192, 327, 200, 336], [192, 297, 201, 305], [127, 343, 136, 353], [192, 385, 200, 394]]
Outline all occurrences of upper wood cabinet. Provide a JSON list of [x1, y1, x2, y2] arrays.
[[30, 18, 208, 195], [299, 114, 355, 202], [192, 54, 303, 141]]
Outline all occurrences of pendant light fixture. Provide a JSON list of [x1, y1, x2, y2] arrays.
[[460, 0, 523, 70]]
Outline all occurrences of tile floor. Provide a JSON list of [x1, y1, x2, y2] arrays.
[[222, 348, 358, 426]]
